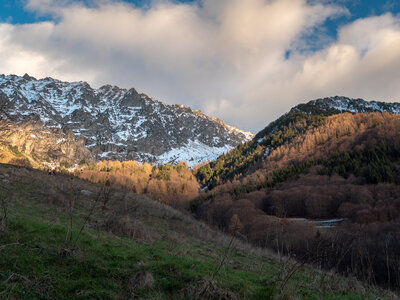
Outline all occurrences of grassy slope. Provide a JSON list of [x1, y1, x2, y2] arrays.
[[0, 164, 392, 299]]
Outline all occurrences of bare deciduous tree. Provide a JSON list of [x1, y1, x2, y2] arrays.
[[0, 177, 9, 234]]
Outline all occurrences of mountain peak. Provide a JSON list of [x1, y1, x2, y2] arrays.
[[22, 73, 36, 81], [0, 73, 253, 166]]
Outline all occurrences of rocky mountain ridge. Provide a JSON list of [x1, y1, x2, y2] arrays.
[[0, 74, 253, 166], [294, 95, 400, 115]]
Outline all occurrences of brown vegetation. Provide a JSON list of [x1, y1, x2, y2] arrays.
[[77, 160, 199, 209], [206, 112, 400, 195], [1, 162, 397, 297], [193, 112, 400, 291]]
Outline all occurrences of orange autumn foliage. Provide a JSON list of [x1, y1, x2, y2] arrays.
[[78, 160, 198, 209]]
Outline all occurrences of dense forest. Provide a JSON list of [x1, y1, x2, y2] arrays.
[[198, 112, 400, 192], [197, 109, 329, 188], [192, 112, 400, 291]]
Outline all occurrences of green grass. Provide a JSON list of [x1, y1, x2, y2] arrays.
[[0, 164, 394, 299]]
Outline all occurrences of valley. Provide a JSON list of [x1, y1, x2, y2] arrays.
[[0, 76, 399, 298], [0, 163, 392, 299], [2, 0, 400, 298]]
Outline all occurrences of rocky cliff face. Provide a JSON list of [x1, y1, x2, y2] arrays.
[[0, 74, 253, 166], [0, 120, 93, 167]]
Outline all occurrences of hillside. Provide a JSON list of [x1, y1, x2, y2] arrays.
[[193, 108, 400, 292], [76, 160, 199, 209], [1, 92, 400, 297], [0, 74, 253, 167], [0, 164, 390, 299], [197, 96, 400, 188]]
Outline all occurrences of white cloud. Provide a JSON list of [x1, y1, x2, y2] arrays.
[[0, 0, 399, 132]]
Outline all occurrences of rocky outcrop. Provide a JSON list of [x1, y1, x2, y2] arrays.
[[0, 120, 93, 166]]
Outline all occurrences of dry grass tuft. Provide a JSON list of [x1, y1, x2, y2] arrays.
[[181, 278, 240, 300], [102, 214, 153, 242], [46, 188, 67, 206], [127, 270, 155, 296]]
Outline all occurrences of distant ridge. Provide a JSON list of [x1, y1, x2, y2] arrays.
[[255, 96, 400, 140], [294, 96, 400, 115]]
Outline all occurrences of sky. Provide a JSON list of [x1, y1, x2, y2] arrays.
[[0, 0, 400, 132]]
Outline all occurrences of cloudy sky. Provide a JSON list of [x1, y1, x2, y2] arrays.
[[0, 0, 400, 132]]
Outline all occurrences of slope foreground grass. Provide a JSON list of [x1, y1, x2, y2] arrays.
[[0, 164, 394, 299]]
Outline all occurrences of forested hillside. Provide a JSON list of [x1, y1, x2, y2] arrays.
[[197, 97, 400, 189], [192, 111, 400, 291]]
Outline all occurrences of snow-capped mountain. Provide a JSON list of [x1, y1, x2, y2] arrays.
[[294, 96, 400, 115], [0, 74, 253, 166]]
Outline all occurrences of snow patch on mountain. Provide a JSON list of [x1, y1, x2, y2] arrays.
[[157, 140, 234, 167], [0, 74, 254, 165], [304, 96, 400, 114]]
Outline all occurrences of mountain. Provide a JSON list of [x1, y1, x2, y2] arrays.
[[255, 95, 400, 141], [1, 89, 399, 295], [198, 96, 400, 188], [0, 74, 253, 167], [193, 100, 400, 290]]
